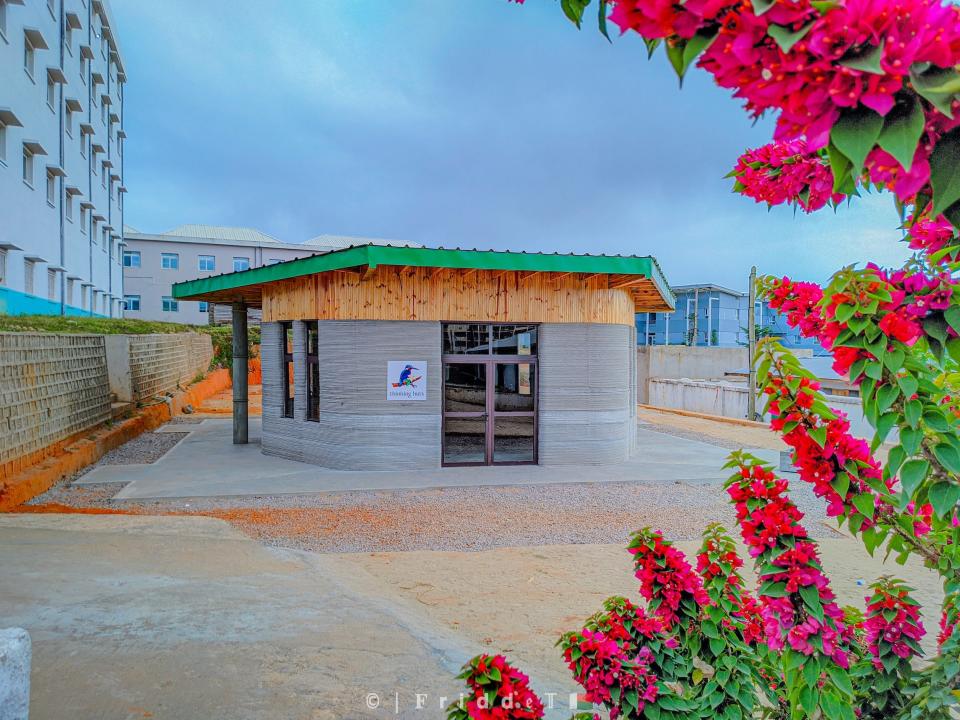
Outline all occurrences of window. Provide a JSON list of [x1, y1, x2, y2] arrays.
[[198, 255, 215, 271], [306, 321, 319, 421], [24, 34, 35, 79], [198, 301, 208, 312], [101, 162, 106, 187], [80, 286, 87, 310], [23, 259, 34, 295], [233, 256, 250, 272], [65, 26, 72, 54], [91, 219, 98, 243], [0, 1, 7, 41], [160, 252, 179, 270], [122, 250, 140, 267], [66, 278, 73, 304], [46, 74, 55, 109], [281, 322, 294, 418], [79, 133, 86, 158], [268, 258, 282, 265], [123, 294, 140, 311], [47, 269, 56, 299], [0, 250, 6, 285], [65, 108, 73, 137], [0, 122, 6, 164], [65, 193, 73, 221], [22, 146, 33, 187], [162, 296, 178, 312], [80, 206, 87, 233], [46, 170, 56, 205]]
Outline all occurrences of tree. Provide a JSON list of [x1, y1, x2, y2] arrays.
[[447, 1, 960, 718]]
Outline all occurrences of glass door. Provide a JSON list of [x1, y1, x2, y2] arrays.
[[441, 324, 537, 466]]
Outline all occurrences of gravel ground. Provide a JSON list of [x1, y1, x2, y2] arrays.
[[168, 417, 204, 425], [25, 475, 839, 553]]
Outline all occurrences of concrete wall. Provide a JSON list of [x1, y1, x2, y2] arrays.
[[125, 333, 213, 403], [261, 320, 442, 470], [636, 345, 748, 403], [539, 323, 635, 465], [0, 332, 111, 467], [648, 377, 875, 439]]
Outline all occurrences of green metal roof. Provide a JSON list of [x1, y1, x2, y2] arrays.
[[172, 244, 675, 309]]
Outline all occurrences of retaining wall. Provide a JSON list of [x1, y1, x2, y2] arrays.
[[648, 377, 874, 438], [0, 333, 111, 475], [123, 333, 213, 403]]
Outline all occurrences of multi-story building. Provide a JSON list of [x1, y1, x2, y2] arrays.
[[0, 0, 126, 317], [635, 283, 819, 349], [122, 227, 421, 324]]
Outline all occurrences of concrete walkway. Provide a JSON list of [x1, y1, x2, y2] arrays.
[[74, 418, 782, 500]]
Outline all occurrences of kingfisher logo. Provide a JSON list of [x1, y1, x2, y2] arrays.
[[387, 361, 427, 401], [392, 364, 422, 389]]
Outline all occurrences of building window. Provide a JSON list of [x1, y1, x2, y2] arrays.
[[22, 146, 33, 187], [198, 301, 208, 312], [306, 321, 319, 421], [65, 108, 73, 137], [124, 294, 140, 311], [91, 219, 98, 243], [160, 252, 179, 270], [65, 193, 73, 221], [281, 322, 293, 418], [122, 250, 140, 267], [268, 258, 282, 264], [0, 250, 6, 285], [0, 122, 6, 164], [79, 133, 86, 158], [65, 25, 72, 54], [46, 170, 56, 206], [198, 255, 215, 271], [162, 296, 178, 312], [66, 278, 73, 304], [46, 74, 55, 109], [47, 269, 56, 299], [0, 1, 7, 41], [80, 206, 87, 233], [233, 256, 250, 272], [23, 259, 34, 295], [24, 34, 35, 79]]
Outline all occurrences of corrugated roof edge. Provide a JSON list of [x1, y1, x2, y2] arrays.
[[172, 243, 676, 309]]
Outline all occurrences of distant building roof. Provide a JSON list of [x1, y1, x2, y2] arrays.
[[671, 283, 745, 297], [303, 234, 422, 250], [122, 224, 140, 234], [163, 224, 282, 244]]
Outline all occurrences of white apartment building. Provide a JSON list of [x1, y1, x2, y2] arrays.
[[122, 226, 422, 324], [0, 0, 126, 317]]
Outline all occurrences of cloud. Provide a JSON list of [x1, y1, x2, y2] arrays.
[[110, 0, 909, 291]]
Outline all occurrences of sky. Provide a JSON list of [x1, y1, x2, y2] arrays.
[[110, 0, 910, 291]]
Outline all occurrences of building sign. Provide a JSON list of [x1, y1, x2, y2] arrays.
[[387, 361, 427, 401]]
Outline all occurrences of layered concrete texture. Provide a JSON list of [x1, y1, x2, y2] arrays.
[[261, 321, 442, 470], [0, 628, 30, 720], [538, 323, 636, 464]]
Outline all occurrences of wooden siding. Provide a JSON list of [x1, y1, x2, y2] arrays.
[[261, 267, 656, 325]]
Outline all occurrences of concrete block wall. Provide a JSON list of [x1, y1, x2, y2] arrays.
[[127, 333, 214, 403], [0, 333, 111, 467], [538, 323, 635, 465], [261, 320, 442, 470]]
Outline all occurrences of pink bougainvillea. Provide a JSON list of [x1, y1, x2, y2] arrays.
[[628, 528, 710, 627]]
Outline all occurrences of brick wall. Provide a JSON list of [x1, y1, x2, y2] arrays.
[[0, 333, 111, 468], [128, 333, 213, 402]]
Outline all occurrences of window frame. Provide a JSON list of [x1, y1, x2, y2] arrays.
[[47, 269, 56, 299], [0, 121, 6, 165], [197, 254, 215, 272], [160, 252, 179, 270], [281, 321, 294, 418], [306, 321, 319, 422], [22, 146, 34, 187], [198, 301, 208, 313], [233, 256, 250, 272], [46, 170, 56, 206], [23, 34, 35, 80], [122, 249, 140, 268], [123, 294, 140, 311], [161, 296, 178, 312], [23, 259, 34, 295], [0, 249, 6, 286]]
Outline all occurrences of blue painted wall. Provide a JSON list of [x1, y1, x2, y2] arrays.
[[0, 286, 106, 318]]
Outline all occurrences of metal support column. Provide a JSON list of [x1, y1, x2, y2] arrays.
[[232, 302, 248, 444], [746, 266, 758, 422]]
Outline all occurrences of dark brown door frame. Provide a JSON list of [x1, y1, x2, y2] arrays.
[[441, 353, 539, 467]]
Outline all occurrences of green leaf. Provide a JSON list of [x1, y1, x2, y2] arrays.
[[910, 65, 960, 118], [799, 583, 821, 612], [905, 399, 922, 429], [876, 383, 900, 413], [839, 42, 884, 74], [853, 493, 875, 517], [560, 0, 591, 28], [767, 21, 814, 53], [934, 442, 960, 473], [826, 664, 854, 697], [830, 105, 884, 179], [928, 481, 960, 518], [709, 635, 725, 656], [899, 459, 930, 497], [946, 306, 960, 336], [931, 127, 960, 218], [680, 31, 717, 79], [827, 141, 855, 194], [597, 0, 610, 40], [751, 0, 775, 14], [877, 97, 925, 171], [808, 425, 827, 448], [897, 373, 918, 399], [900, 426, 923, 455]]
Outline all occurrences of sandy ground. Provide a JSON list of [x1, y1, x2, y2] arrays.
[[637, 407, 787, 451]]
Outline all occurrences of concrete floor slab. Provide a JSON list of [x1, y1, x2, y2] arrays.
[[75, 418, 782, 500]]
